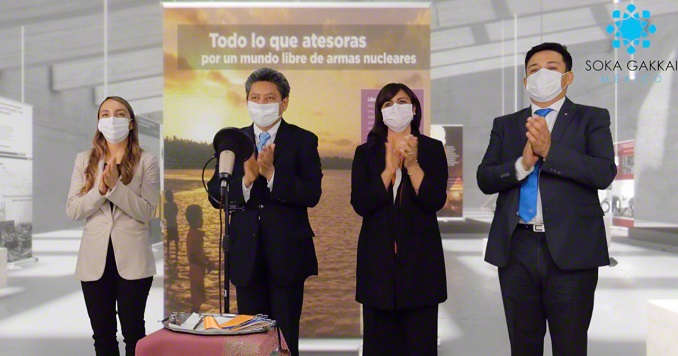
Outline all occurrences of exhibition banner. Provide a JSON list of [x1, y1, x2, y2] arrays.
[[0, 96, 33, 263], [431, 125, 463, 219], [162, 2, 430, 337], [612, 140, 634, 227]]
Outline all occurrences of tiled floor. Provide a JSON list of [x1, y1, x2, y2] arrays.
[[2, 222, 678, 355], [0, 230, 164, 356], [437, 228, 678, 356]]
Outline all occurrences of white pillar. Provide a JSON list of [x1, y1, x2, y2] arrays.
[[0, 247, 7, 288], [647, 300, 678, 355]]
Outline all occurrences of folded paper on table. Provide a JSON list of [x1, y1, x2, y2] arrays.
[[221, 314, 254, 328], [203, 316, 220, 330], [164, 312, 276, 335]]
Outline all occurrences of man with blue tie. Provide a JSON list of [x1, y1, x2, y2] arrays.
[[477, 43, 617, 355], [208, 67, 323, 356]]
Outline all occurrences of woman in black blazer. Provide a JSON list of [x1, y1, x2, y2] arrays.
[[351, 83, 448, 355]]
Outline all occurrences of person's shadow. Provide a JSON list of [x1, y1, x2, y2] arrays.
[[165, 261, 179, 285]]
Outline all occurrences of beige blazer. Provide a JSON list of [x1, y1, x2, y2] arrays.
[[66, 150, 160, 281]]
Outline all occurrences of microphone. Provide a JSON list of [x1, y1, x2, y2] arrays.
[[218, 151, 236, 180], [212, 127, 255, 181]]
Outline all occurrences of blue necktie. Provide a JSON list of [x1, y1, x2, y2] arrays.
[[518, 108, 554, 222], [257, 131, 271, 152]]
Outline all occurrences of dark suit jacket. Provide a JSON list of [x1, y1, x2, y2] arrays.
[[208, 119, 322, 287], [477, 98, 617, 270], [351, 134, 448, 310]]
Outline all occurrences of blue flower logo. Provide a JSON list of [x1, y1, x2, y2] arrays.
[[606, 4, 657, 54]]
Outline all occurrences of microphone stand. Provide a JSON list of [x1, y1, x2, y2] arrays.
[[211, 127, 254, 314], [220, 176, 231, 314]]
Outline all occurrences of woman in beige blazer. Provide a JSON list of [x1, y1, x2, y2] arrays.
[[66, 96, 159, 356]]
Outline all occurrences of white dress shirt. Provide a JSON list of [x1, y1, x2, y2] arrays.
[[243, 119, 281, 202], [515, 97, 566, 224], [393, 168, 402, 202]]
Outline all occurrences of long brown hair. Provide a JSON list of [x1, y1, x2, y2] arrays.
[[79, 96, 143, 195]]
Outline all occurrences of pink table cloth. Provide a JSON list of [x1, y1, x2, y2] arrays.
[[136, 327, 288, 355]]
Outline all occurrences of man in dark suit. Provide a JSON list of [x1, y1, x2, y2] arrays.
[[208, 67, 322, 356], [477, 43, 617, 355]]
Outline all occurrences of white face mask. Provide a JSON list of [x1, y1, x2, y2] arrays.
[[98, 117, 131, 143], [525, 68, 569, 103], [381, 103, 414, 133], [248, 101, 281, 128]]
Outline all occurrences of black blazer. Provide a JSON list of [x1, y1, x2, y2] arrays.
[[351, 134, 448, 310], [208, 119, 322, 286], [477, 98, 617, 270]]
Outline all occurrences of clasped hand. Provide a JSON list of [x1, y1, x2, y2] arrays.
[[384, 134, 418, 175], [244, 144, 276, 187], [99, 157, 120, 195], [523, 114, 551, 169]]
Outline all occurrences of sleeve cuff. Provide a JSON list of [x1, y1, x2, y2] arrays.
[[242, 180, 252, 203], [90, 181, 108, 203], [515, 157, 534, 181], [104, 179, 125, 201], [266, 171, 275, 192], [94, 180, 107, 197]]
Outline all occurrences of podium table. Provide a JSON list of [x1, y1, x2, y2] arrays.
[[647, 300, 678, 356], [136, 327, 287, 355]]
